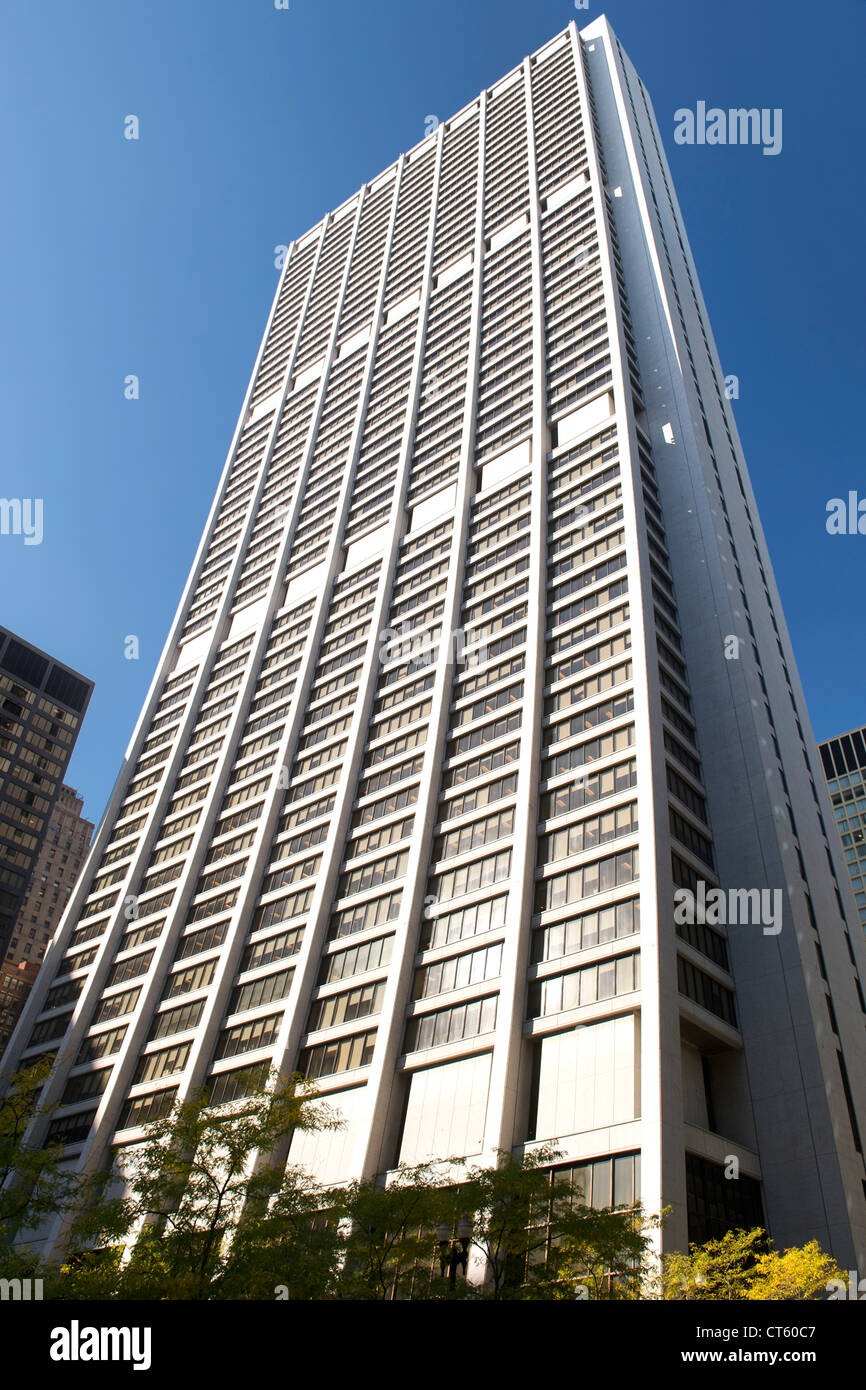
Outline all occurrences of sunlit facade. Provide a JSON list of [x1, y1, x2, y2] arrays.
[[6, 17, 866, 1268]]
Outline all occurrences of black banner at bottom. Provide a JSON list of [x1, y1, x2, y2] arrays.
[[1, 1296, 861, 1376]]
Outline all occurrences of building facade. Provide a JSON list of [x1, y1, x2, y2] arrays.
[[5, 786, 93, 971], [0, 786, 93, 1053], [5, 17, 866, 1269], [820, 727, 866, 939], [0, 628, 92, 964], [0, 960, 40, 1058]]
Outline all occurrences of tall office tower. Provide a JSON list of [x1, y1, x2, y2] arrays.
[[819, 727, 866, 939], [6, 15, 866, 1271], [5, 786, 93, 970], [0, 627, 93, 963]]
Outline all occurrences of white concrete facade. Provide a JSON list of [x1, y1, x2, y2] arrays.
[[5, 17, 866, 1270]]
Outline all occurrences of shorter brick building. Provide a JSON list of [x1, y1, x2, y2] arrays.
[[0, 958, 40, 1057], [0, 785, 93, 1060]]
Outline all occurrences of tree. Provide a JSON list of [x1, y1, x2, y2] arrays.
[[661, 1227, 766, 1300], [661, 1228, 845, 1301], [451, 1147, 561, 1299], [745, 1241, 845, 1301], [334, 1163, 456, 1301], [0, 1055, 83, 1275], [546, 1202, 658, 1300], [16, 1053, 784, 1303], [219, 1166, 343, 1301], [450, 1147, 655, 1300], [51, 1068, 339, 1299]]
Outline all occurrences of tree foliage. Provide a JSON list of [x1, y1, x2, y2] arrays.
[[0, 1062, 849, 1302], [0, 1055, 83, 1275], [49, 1068, 339, 1299], [745, 1241, 845, 1301], [335, 1163, 457, 1300], [662, 1227, 767, 1300], [661, 1227, 845, 1302]]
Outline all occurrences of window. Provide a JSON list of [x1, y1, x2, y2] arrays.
[[686, 1153, 762, 1246], [176, 920, 229, 961], [46, 1110, 96, 1146], [321, 934, 393, 984], [330, 890, 402, 940], [414, 942, 502, 999], [405, 994, 498, 1052], [28, 1012, 72, 1046], [541, 758, 636, 821], [44, 977, 85, 1010], [677, 957, 736, 1028], [215, 1012, 283, 1060], [308, 980, 385, 1032], [133, 1042, 191, 1084], [435, 808, 514, 862], [252, 886, 314, 931], [163, 957, 218, 999], [299, 1029, 377, 1080], [61, 1068, 112, 1105], [76, 1025, 128, 1063], [338, 850, 409, 899], [93, 986, 142, 1023], [539, 801, 638, 863], [241, 926, 304, 973], [105, 950, 154, 987], [528, 952, 640, 1017], [431, 849, 511, 904], [117, 1088, 178, 1130], [536, 848, 638, 913], [533, 897, 639, 963], [148, 998, 205, 1040], [421, 893, 508, 950], [230, 966, 295, 1015]]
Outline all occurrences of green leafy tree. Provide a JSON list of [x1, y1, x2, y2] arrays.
[[0, 1056, 83, 1275], [450, 1148, 561, 1299], [452, 1149, 657, 1300], [544, 1201, 658, 1300], [52, 1068, 338, 1299], [335, 1163, 457, 1301], [3, 1057, 665, 1302], [219, 1166, 344, 1300]]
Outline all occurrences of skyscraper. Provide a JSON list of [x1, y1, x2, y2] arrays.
[[0, 960, 41, 1058], [0, 627, 93, 963], [0, 786, 93, 1052], [5, 786, 93, 971], [819, 726, 866, 939], [6, 16, 866, 1271]]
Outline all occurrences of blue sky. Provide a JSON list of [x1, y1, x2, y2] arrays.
[[1, 0, 863, 830]]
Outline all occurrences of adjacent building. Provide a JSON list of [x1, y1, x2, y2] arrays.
[[820, 726, 866, 939], [5, 16, 866, 1272], [0, 627, 93, 964], [5, 785, 94, 969], [0, 785, 94, 1053], [0, 960, 40, 1057]]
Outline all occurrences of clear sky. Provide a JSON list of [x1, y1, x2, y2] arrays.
[[0, 0, 863, 833]]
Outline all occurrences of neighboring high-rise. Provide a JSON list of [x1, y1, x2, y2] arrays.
[[0, 785, 93, 1052], [5, 786, 93, 970], [5, 16, 866, 1271], [0, 627, 92, 963], [819, 727, 866, 939], [0, 960, 40, 1057]]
